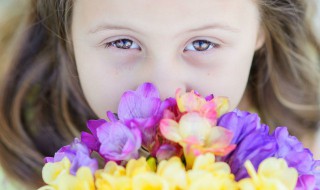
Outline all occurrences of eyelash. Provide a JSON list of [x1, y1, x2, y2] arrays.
[[104, 38, 220, 52]]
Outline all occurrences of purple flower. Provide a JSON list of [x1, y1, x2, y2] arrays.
[[273, 127, 320, 188], [44, 138, 98, 175], [218, 109, 320, 188], [225, 131, 278, 180], [217, 109, 268, 144], [218, 110, 277, 180], [295, 174, 320, 190], [97, 121, 142, 161], [81, 119, 107, 152], [118, 82, 174, 149]]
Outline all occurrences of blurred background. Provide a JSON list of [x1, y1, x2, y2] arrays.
[[0, 0, 30, 77]]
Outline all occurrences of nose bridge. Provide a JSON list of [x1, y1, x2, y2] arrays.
[[142, 52, 187, 99]]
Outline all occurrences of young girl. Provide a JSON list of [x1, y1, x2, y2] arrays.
[[0, 0, 319, 189]]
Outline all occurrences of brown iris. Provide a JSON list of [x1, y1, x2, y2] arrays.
[[192, 40, 212, 51]]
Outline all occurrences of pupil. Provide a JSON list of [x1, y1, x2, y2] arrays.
[[193, 40, 210, 51], [115, 39, 132, 49]]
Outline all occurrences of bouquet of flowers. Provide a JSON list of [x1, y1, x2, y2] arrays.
[[38, 83, 320, 190]]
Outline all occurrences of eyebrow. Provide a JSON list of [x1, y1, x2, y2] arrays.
[[88, 23, 240, 35], [88, 24, 140, 34], [185, 24, 240, 33]]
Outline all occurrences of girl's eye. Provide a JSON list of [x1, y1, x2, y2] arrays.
[[105, 39, 140, 50], [185, 40, 220, 52]]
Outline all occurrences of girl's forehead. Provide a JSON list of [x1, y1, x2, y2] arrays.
[[72, 0, 260, 36]]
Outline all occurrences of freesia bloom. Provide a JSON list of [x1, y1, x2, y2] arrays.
[[218, 110, 277, 180], [192, 153, 234, 179], [118, 82, 174, 150], [160, 89, 235, 168], [186, 153, 237, 190], [273, 127, 320, 188], [218, 110, 320, 189], [81, 112, 121, 153], [39, 83, 320, 190], [96, 174, 131, 190], [160, 111, 235, 168], [126, 157, 154, 177], [175, 89, 229, 125], [295, 174, 320, 190], [44, 138, 98, 175], [132, 173, 171, 190], [224, 130, 278, 180], [238, 157, 298, 190], [95, 153, 238, 190], [95, 162, 131, 190], [38, 157, 95, 190], [95, 157, 163, 190], [157, 157, 187, 189], [217, 109, 269, 144], [97, 121, 142, 161], [81, 119, 107, 152], [186, 170, 238, 190]]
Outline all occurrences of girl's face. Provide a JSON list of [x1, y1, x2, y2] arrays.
[[72, 0, 264, 118]]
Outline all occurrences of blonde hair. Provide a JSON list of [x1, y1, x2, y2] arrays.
[[0, 0, 319, 189], [252, 0, 320, 134]]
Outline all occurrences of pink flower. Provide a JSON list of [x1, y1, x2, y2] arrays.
[[160, 90, 234, 168]]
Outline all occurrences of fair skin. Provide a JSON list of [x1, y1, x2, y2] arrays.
[[71, 1, 320, 159], [71, 0, 265, 118]]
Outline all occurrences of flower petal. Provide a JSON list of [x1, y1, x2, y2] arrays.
[[205, 127, 234, 151], [106, 111, 118, 122], [160, 119, 182, 142], [136, 82, 160, 98], [81, 132, 100, 152], [97, 122, 141, 161], [87, 119, 107, 138], [176, 89, 206, 113], [42, 157, 71, 185], [126, 157, 152, 177], [118, 92, 161, 120], [178, 112, 211, 141], [211, 96, 229, 117]]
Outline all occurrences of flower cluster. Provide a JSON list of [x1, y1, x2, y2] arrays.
[[39, 83, 320, 190]]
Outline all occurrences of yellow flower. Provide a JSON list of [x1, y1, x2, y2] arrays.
[[238, 158, 298, 190], [38, 157, 95, 190], [95, 161, 131, 190], [92, 154, 240, 190], [99, 161, 126, 176], [126, 157, 153, 177], [193, 153, 233, 178], [157, 157, 187, 189], [95, 172, 132, 190], [133, 173, 171, 190], [186, 153, 238, 190], [187, 170, 238, 190]]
